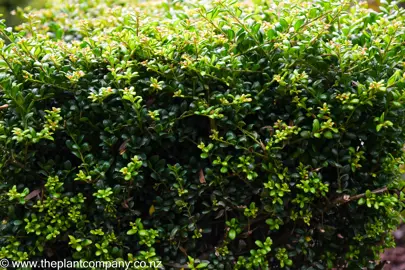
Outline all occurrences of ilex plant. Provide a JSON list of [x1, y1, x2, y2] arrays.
[[0, 0, 405, 269]]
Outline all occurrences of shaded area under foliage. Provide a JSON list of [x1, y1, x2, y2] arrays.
[[382, 224, 405, 270]]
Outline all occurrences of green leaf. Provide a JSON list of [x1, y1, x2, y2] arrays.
[[197, 262, 209, 268], [312, 119, 320, 132], [380, 112, 385, 122], [206, 7, 220, 20], [127, 229, 137, 235], [294, 19, 305, 31], [170, 226, 180, 239], [327, 260, 333, 269], [350, 99, 359, 104], [279, 18, 288, 30], [267, 29, 275, 39], [13, 220, 23, 226], [226, 29, 235, 40], [387, 70, 400, 87], [300, 130, 311, 138], [323, 131, 333, 139], [228, 229, 236, 240], [255, 240, 263, 248], [82, 239, 92, 246], [252, 23, 261, 34], [235, 7, 242, 17]]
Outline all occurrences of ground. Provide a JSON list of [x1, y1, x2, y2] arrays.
[[382, 224, 405, 269]]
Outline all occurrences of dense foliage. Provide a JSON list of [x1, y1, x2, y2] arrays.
[[1, 0, 405, 269]]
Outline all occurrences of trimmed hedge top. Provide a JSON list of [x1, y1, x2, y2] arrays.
[[1, 0, 405, 269]]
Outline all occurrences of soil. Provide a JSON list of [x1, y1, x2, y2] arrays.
[[381, 224, 405, 270]]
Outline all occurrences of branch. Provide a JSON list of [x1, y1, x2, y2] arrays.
[[0, 104, 8, 110], [332, 187, 388, 205]]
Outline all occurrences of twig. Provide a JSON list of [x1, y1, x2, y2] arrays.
[[332, 186, 388, 205]]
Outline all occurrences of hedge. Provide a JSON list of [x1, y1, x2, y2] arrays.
[[1, 0, 405, 269]]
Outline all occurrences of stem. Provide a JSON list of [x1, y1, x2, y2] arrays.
[[0, 53, 16, 76], [332, 186, 388, 205]]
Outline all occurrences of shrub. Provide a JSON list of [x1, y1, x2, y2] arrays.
[[1, 0, 405, 269]]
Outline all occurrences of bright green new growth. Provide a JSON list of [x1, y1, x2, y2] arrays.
[[1, 0, 405, 268]]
